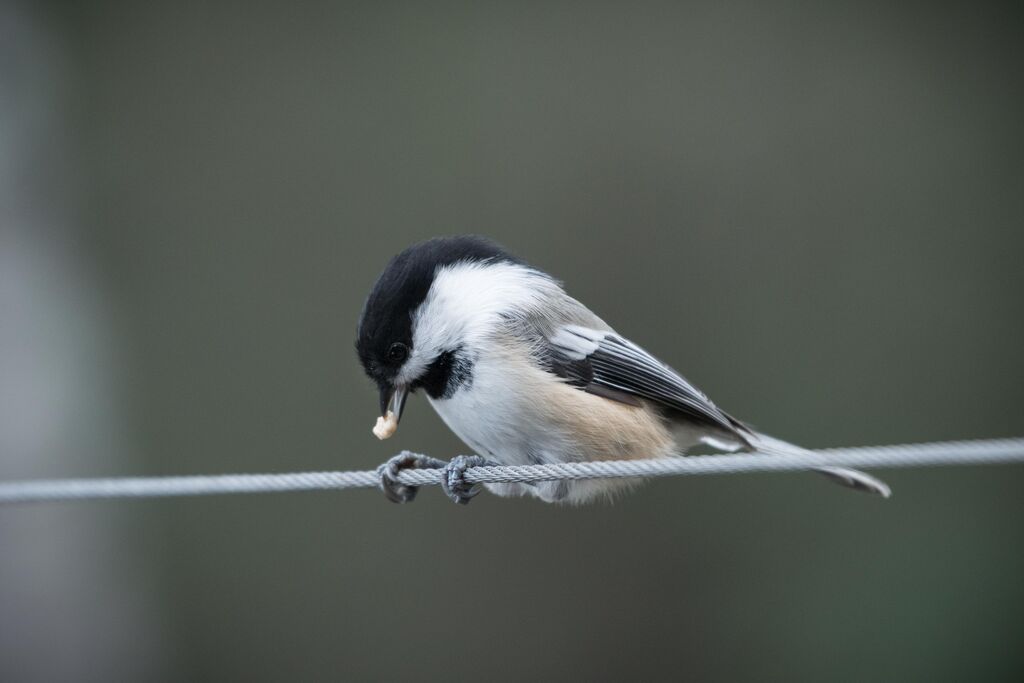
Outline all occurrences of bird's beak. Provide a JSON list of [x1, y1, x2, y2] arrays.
[[372, 384, 408, 440]]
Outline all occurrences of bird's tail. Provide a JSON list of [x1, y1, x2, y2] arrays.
[[727, 430, 892, 498]]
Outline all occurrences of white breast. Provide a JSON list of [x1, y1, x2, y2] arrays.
[[426, 349, 548, 464]]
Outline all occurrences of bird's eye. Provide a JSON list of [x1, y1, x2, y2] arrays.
[[387, 342, 409, 363]]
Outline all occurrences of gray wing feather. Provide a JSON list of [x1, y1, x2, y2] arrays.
[[545, 325, 744, 436]]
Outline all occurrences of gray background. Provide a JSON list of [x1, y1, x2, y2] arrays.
[[1, 1, 1022, 681]]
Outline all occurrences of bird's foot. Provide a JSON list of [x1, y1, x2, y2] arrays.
[[377, 451, 447, 503], [440, 455, 490, 505]]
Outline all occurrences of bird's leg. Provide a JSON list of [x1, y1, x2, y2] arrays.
[[440, 455, 491, 505], [377, 451, 447, 503]]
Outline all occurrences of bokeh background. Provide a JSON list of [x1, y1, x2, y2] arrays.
[[2, 1, 1022, 681]]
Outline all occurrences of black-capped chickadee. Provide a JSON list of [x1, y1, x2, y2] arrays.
[[356, 236, 890, 504]]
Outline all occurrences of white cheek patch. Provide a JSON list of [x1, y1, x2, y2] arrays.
[[404, 261, 559, 379], [549, 326, 605, 360]]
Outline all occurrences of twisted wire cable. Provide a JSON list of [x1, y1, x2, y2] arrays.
[[1, 437, 1022, 504]]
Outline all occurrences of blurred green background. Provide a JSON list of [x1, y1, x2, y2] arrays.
[[1, 1, 1022, 681]]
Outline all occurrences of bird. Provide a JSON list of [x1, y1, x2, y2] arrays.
[[355, 235, 890, 504]]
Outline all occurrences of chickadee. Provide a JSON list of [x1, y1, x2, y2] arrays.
[[356, 235, 890, 504]]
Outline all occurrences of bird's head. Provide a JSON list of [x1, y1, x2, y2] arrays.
[[356, 235, 528, 439]]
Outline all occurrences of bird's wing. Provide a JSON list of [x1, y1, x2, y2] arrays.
[[541, 324, 745, 437], [533, 323, 890, 496]]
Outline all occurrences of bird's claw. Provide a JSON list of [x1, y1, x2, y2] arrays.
[[377, 451, 446, 503], [440, 455, 490, 505]]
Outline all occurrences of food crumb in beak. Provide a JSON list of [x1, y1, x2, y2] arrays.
[[373, 411, 399, 440]]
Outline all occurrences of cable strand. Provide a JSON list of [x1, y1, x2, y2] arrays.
[[1, 437, 1022, 504]]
